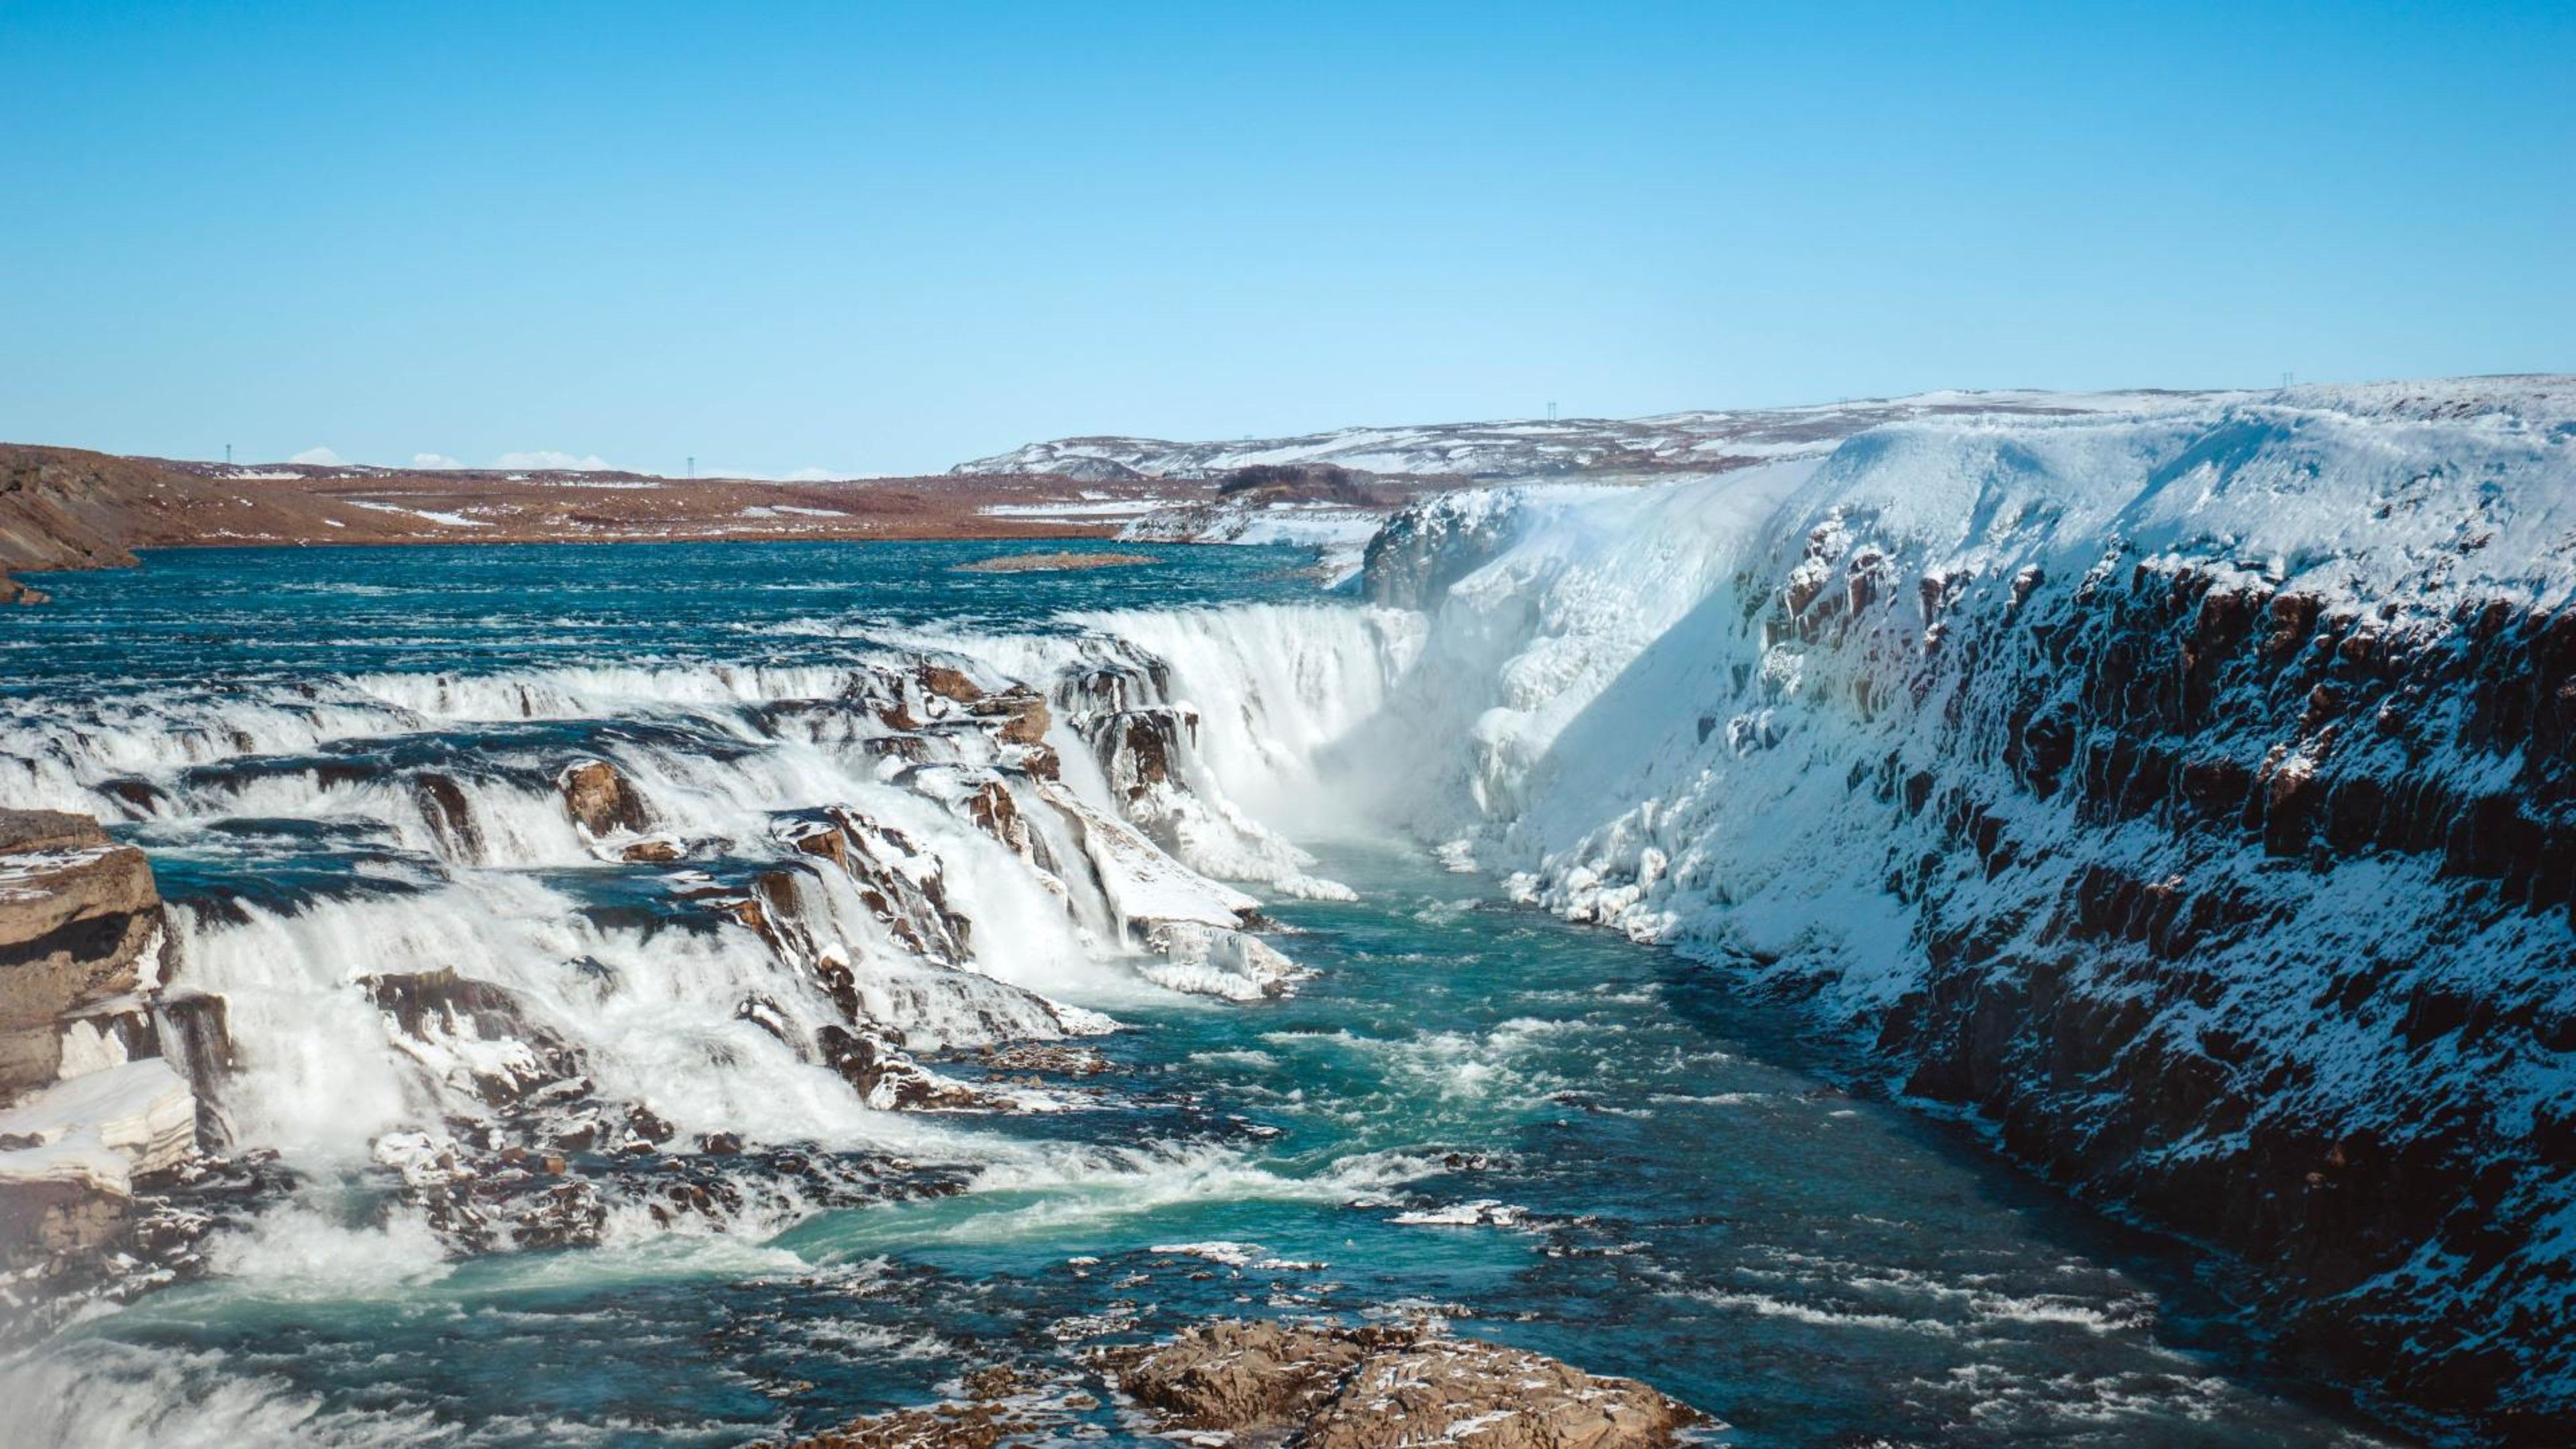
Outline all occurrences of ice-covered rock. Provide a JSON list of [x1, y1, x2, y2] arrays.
[[1138, 920, 1308, 1001], [0, 1059, 196, 1193]]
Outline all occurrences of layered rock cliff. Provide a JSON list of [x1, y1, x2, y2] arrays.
[[0, 808, 233, 1321]]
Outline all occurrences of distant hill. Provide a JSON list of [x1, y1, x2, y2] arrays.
[[949, 388, 2231, 482], [0, 447, 1158, 602]]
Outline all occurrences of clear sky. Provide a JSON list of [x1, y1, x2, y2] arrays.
[[2, 2, 2567, 477]]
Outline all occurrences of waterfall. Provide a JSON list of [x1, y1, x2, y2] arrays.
[[1, 612, 1430, 1244]]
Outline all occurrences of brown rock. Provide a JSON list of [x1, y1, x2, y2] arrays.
[[1305, 1334, 1701, 1449], [557, 759, 651, 836], [965, 781, 1028, 855], [817, 1024, 987, 1111], [970, 690, 1051, 746], [0, 810, 110, 855], [0, 1179, 130, 1267], [0, 815, 164, 1103], [768, 1401, 1027, 1449], [411, 773, 482, 861], [918, 663, 981, 702], [1104, 1319, 1376, 1432], [1097, 1320, 1703, 1449], [788, 820, 853, 871]]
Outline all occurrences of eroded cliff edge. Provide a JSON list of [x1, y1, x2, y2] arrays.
[[1355, 378, 2576, 1442]]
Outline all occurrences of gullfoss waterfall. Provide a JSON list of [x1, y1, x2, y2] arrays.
[[7, 382, 2570, 1444]]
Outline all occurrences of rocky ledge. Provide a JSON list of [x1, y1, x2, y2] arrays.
[[0, 808, 239, 1332], [765, 1319, 1705, 1449]]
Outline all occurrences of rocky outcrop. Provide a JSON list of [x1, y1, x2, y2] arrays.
[[1050, 645, 1353, 905], [968, 688, 1050, 747], [412, 772, 482, 862], [1361, 490, 1532, 609], [0, 810, 165, 1101], [0, 810, 239, 1322], [786, 808, 973, 965], [765, 1320, 1703, 1449], [0, 447, 152, 604], [816, 1023, 987, 1112], [1098, 1320, 1703, 1449], [558, 758, 653, 837], [364, 968, 588, 1111]]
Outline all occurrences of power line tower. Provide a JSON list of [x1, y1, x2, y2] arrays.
[[686, 455, 695, 480], [1546, 401, 1558, 422], [224, 443, 232, 466]]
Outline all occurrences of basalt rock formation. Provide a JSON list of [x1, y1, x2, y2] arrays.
[[1858, 555, 2576, 1434], [1360, 489, 1531, 610], [558, 757, 655, 837]]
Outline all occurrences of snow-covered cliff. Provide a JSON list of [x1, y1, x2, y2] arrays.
[[1257, 376, 2575, 1440]]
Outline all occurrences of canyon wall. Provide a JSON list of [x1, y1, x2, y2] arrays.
[[1326, 379, 2575, 1440]]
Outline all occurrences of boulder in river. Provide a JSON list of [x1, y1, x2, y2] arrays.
[[766, 1318, 1702, 1449], [1095, 1319, 1704, 1448], [769, 1319, 1705, 1449], [557, 758, 652, 836]]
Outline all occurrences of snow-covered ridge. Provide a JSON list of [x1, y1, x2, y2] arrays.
[[952, 386, 2237, 482], [1055, 376, 2576, 1438]]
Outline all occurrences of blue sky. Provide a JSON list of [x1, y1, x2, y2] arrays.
[[2, 2, 2567, 476]]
